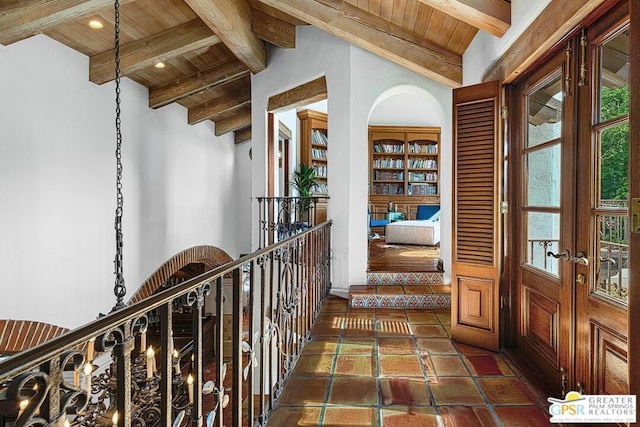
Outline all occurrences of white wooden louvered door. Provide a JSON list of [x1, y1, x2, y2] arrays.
[[451, 81, 502, 351]]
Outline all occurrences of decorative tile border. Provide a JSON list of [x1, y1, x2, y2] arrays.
[[349, 293, 451, 309], [367, 271, 444, 285]]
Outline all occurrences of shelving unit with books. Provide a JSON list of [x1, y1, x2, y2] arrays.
[[298, 109, 328, 194], [369, 126, 440, 218], [298, 109, 328, 221]]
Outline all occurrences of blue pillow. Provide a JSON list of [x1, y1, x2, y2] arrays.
[[416, 205, 440, 221], [370, 219, 390, 227]]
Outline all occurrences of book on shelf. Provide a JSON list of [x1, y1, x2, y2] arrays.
[[408, 171, 437, 181], [372, 183, 404, 195], [313, 164, 327, 178], [311, 129, 328, 145], [408, 142, 438, 154], [373, 143, 404, 153], [373, 158, 404, 168], [408, 183, 437, 195], [311, 147, 327, 159], [312, 183, 328, 193], [408, 159, 437, 169], [374, 170, 404, 180]]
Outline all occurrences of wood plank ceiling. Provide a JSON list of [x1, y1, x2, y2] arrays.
[[0, 0, 511, 143]]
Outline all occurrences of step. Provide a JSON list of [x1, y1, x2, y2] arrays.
[[367, 270, 444, 285], [349, 284, 451, 309]]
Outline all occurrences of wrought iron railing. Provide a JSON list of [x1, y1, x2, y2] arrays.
[[0, 221, 332, 426], [528, 239, 560, 272], [597, 211, 628, 302], [257, 196, 329, 248]]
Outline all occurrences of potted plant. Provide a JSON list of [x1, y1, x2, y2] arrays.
[[291, 163, 319, 220]]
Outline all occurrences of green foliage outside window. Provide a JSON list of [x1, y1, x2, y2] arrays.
[[600, 86, 629, 201]]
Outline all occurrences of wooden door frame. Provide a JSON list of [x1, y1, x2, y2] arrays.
[[627, 0, 639, 397]]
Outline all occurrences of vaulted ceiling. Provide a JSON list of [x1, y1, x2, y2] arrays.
[[0, 0, 511, 143]]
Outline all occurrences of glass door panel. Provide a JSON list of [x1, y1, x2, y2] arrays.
[[593, 26, 630, 305], [524, 70, 563, 276]]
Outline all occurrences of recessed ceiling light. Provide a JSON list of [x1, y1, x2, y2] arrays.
[[154, 62, 166, 69], [88, 20, 103, 29]]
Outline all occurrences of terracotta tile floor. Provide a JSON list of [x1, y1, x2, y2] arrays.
[[267, 296, 552, 426]]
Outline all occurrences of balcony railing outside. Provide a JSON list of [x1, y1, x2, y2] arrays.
[[257, 196, 329, 248], [597, 210, 628, 303], [0, 221, 332, 426]]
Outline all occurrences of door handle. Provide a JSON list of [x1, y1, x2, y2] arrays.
[[546, 250, 589, 266], [570, 252, 589, 266], [547, 249, 570, 260]]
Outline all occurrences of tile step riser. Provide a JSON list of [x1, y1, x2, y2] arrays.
[[350, 293, 451, 309], [367, 271, 444, 285]]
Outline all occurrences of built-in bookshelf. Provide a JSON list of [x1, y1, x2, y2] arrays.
[[369, 126, 440, 216], [298, 109, 328, 194]]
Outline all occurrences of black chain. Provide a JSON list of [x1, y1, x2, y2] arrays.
[[112, 0, 126, 311]]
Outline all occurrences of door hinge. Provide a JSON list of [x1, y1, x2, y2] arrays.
[[500, 295, 510, 309], [500, 201, 508, 214], [632, 198, 640, 233], [500, 106, 508, 119]]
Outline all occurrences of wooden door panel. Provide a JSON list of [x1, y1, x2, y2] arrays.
[[590, 321, 629, 395], [457, 276, 493, 330], [521, 286, 559, 366]]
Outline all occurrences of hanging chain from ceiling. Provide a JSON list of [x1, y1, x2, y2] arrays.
[[112, 0, 126, 311]]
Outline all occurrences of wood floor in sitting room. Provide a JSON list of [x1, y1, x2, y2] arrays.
[[368, 238, 440, 273]]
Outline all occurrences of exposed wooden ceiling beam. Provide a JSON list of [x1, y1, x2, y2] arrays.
[[214, 110, 252, 136], [188, 87, 251, 125], [185, 0, 266, 74], [268, 76, 327, 113], [483, 0, 608, 84], [0, 0, 133, 45], [258, 0, 462, 87], [248, 0, 308, 26], [90, 19, 220, 85], [252, 9, 296, 48], [234, 127, 252, 144], [149, 61, 249, 109], [416, 0, 510, 37]]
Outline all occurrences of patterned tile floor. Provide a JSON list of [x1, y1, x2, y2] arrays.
[[268, 296, 552, 426]]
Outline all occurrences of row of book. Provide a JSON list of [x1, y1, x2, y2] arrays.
[[313, 164, 327, 178], [373, 159, 404, 168], [312, 183, 328, 193], [311, 148, 327, 159], [372, 183, 404, 195], [408, 143, 438, 154], [311, 129, 328, 145], [408, 172, 437, 182], [374, 170, 404, 180], [373, 143, 404, 153], [408, 159, 437, 169], [408, 183, 437, 195]]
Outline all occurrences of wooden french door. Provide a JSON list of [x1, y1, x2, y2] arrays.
[[514, 1, 631, 396], [513, 48, 575, 394], [574, 4, 630, 395]]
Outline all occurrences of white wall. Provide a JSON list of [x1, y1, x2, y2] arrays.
[[463, 0, 552, 85], [0, 35, 238, 329], [252, 27, 453, 293], [235, 141, 252, 255]]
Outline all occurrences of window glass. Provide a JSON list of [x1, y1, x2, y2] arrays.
[[526, 212, 561, 275]]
